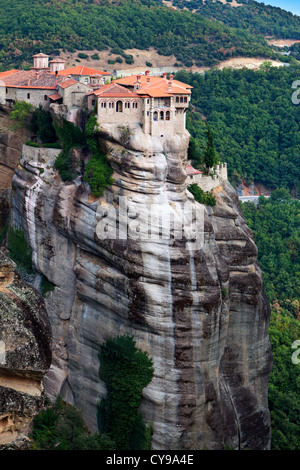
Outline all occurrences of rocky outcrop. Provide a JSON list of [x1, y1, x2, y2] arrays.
[[0, 108, 29, 232], [8, 124, 272, 450], [0, 252, 52, 449]]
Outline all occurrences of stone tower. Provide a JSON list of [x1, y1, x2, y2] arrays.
[[32, 52, 49, 70]]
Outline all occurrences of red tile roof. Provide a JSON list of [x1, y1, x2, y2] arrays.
[[55, 66, 111, 77], [91, 83, 139, 98], [113, 73, 192, 98], [48, 93, 63, 101], [58, 79, 78, 89], [186, 165, 202, 175]]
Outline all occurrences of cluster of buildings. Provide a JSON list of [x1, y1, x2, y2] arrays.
[[0, 53, 227, 185], [0, 53, 192, 139]]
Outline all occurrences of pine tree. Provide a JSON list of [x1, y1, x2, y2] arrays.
[[203, 124, 218, 171]]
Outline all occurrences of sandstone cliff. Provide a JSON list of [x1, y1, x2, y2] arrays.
[[7, 123, 272, 450], [0, 252, 52, 449]]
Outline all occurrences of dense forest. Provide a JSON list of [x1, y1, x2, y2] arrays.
[[0, 0, 279, 70], [241, 191, 300, 449], [157, 0, 300, 39], [176, 64, 300, 196]]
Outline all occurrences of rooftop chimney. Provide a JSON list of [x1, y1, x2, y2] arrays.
[[162, 72, 167, 79], [145, 70, 150, 76]]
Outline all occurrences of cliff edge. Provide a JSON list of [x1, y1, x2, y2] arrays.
[[8, 123, 272, 450]]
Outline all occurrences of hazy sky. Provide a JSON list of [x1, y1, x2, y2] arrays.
[[256, 0, 300, 16]]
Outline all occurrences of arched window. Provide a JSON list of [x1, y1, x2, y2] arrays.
[[166, 111, 170, 121], [101, 101, 106, 108], [125, 101, 130, 109], [109, 101, 114, 109], [160, 111, 164, 120], [184, 96, 187, 103], [116, 101, 123, 113], [180, 96, 183, 103], [176, 96, 179, 103], [153, 111, 158, 121], [27, 93, 30, 99], [133, 101, 138, 109]]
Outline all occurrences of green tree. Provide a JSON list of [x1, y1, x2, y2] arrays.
[[98, 335, 154, 450], [203, 124, 218, 170]]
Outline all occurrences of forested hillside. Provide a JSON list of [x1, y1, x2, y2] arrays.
[[242, 191, 300, 449], [0, 0, 278, 71], [177, 65, 300, 196], [157, 0, 300, 39]]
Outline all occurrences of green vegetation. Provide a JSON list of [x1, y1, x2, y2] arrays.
[[54, 118, 85, 182], [78, 52, 89, 59], [176, 65, 300, 196], [30, 397, 116, 450], [188, 183, 216, 206], [7, 227, 32, 272], [241, 190, 300, 449], [83, 114, 113, 197], [40, 275, 56, 297], [9, 101, 33, 129], [0, 0, 278, 72], [29, 105, 57, 144], [97, 335, 154, 450], [0, 219, 8, 245], [163, 0, 300, 39]]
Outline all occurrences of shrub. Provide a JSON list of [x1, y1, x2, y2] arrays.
[[91, 53, 100, 60], [188, 184, 216, 206], [7, 227, 32, 272], [29, 105, 57, 143], [78, 52, 89, 59], [10, 101, 33, 129], [40, 275, 55, 297], [145, 61, 152, 67], [30, 397, 115, 450], [54, 119, 85, 182], [83, 114, 113, 196]]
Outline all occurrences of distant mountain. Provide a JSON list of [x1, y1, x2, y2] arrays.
[[0, 0, 284, 71], [156, 0, 300, 39]]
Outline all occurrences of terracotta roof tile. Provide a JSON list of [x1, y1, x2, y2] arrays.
[[56, 66, 111, 77], [48, 93, 63, 101], [186, 165, 202, 175], [58, 79, 78, 89], [91, 83, 139, 98]]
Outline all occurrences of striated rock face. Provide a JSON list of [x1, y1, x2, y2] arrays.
[[0, 252, 52, 449], [9, 124, 272, 450], [0, 108, 29, 233]]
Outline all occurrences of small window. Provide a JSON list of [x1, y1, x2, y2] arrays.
[[101, 101, 106, 108], [180, 96, 183, 103], [116, 101, 123, 113], [147, 99, 150, 104], [92, 99, 96, 106], [160, 111, 164, 120], [176, 96, 179, 103], [166, 111, 170, 121], [27, 93, 30, 99], [147, 111, 149, 116], [125, 102, 130, 109], [184, 97, 187, 103], [133, 101, 138, 109], [153, 111, 158, 121], [84, 78, 89, 84], [44, 95, 48, 101]]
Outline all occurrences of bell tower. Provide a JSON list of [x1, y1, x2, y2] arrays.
[[32, 52, 49, 70]]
